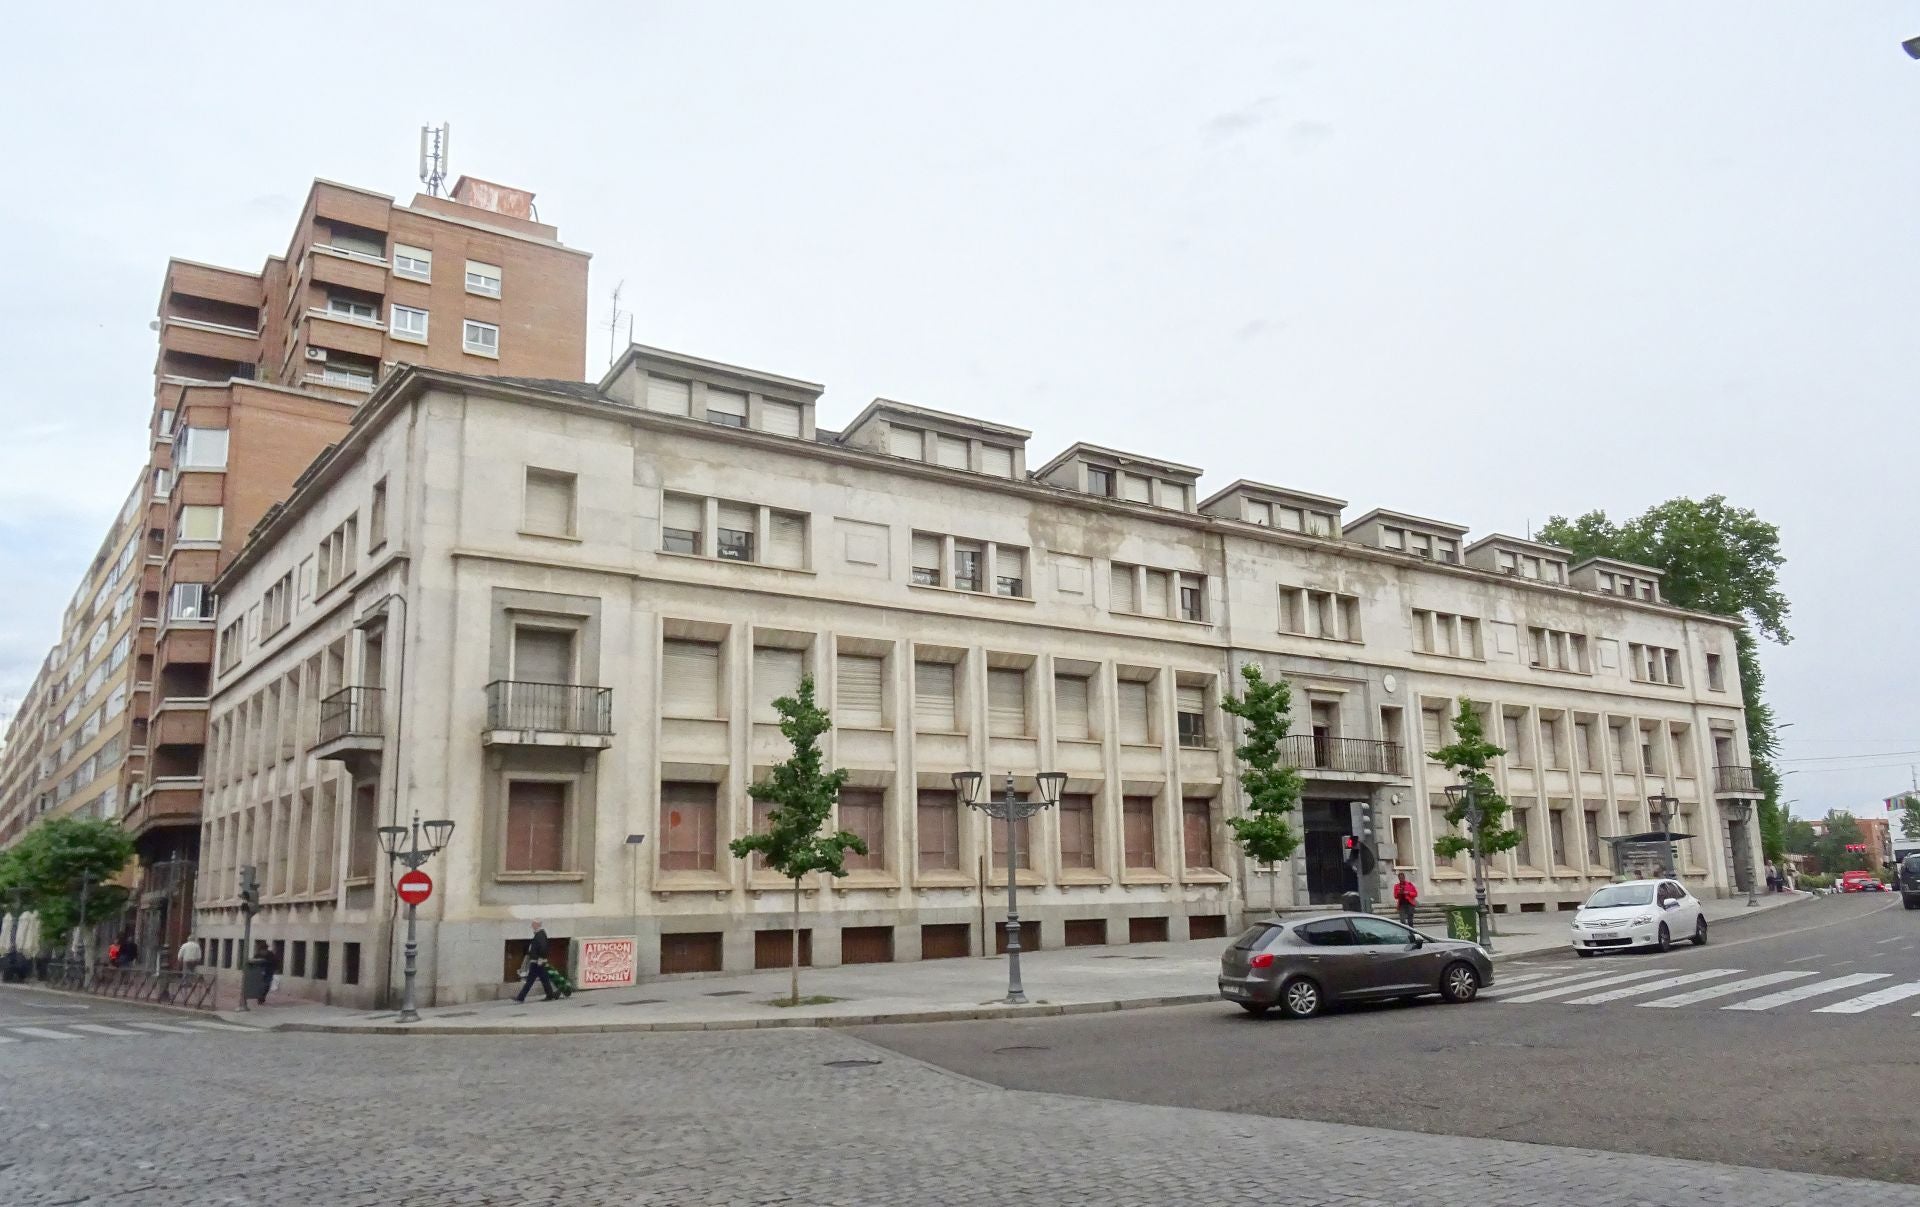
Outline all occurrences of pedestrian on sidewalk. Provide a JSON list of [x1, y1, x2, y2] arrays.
[[121, 937, 140, 969], [176, 936, 202, 973], [253, 941, 281, 1004], [1392, 871, 1419, 928], [514, 920, 559, 1003]]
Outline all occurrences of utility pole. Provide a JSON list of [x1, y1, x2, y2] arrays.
[[237, 865, 260, 1011]]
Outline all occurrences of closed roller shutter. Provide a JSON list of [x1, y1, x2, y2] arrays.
[[988, 669, 1026, 736], [1142, 569, 1170, 617], [935, 435, 969, 469], [980, 445, 1014, 477], [915, 662, 956, 730], [1110, 564, 1136, 612], [752, 648, 802, 721], [646, 377, 691, 416], [889, 426, 924, 459], [760, 401, 801, 437], [1175, 684, 1204, 715], [662, 641, 720, 717], [1118, 680, 1150, 743], [767, 512, 806, 568], [1055, 676, 1090, 740], [837, 655, 884, 727]]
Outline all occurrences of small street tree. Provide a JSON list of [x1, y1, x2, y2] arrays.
[[728, 675, 863, 1005], [1220, 663, 1304, 915], [1432, 698, 1522, 867], [1810, 809, 1869, 874], [0, 817, 135, 962], [1895, 794, 1920, 843]]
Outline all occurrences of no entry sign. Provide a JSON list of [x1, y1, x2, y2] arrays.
[[396, 869, 433, 906]]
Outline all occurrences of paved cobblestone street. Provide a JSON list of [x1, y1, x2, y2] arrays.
[[8, 1019, 1920, 1207]]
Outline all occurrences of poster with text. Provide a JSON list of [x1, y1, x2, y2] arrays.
[[577, 937, 638, 989]]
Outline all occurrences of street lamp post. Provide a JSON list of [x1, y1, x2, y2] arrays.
[[377, 813, 456, 1024], [952, 769, 1066, 1004], [1443, 782, 1492, 951], [1720, 799, 1760, 908], [1648, 793, 1680, 880]]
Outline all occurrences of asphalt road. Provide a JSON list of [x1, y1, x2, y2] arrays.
[[857, 893, 1920, 1184]]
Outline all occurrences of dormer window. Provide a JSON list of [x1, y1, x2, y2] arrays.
[[1382, 526, 1406, 551], [1087, 466, 1115, 497], [1120, 474, 1152, 504]]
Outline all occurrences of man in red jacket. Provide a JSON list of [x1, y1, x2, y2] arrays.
[[1392, 871, 1419, 928]]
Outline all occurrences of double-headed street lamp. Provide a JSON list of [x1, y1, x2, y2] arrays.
[[1442, 782, 1492, 950], [1648, 792, 1680, 879], [952, 769, 1066, 1004], [377, 813, 455, 1024], [1719, 799, 1761, 908]]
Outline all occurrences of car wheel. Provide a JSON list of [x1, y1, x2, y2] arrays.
[[1656, 923, 1672, 953], [1692, 916, 1709, 946], [1440, 962, 1480, 1003], [1278, 977, 1323, 1019], [1576, 948, 1596, 958]]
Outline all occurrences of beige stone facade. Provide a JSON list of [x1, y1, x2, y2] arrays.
[[196, 349, 1763, 1008]]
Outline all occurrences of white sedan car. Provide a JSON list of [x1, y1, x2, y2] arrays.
[[1569, 879, 1707, 955]]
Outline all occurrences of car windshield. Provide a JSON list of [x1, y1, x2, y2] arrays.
[[1585, 884, 1654, 908], [1231, 923, 1283, 950], [1903, 856, 1920, 876]]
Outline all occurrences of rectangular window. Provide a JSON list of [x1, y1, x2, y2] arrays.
[[1123, 796, 1157, 869], [760, 400, 802, 437], [1118, 679, 1151, 744], [660, 782, 718, 871], [344, 943, 361, 985], [993, 547, 1027, 597], [1175, 684, 1207, 748], [990, 812, 1033, 870], [176, 427, 229, 470], [1611, 722, 1631, 773], [839, 789, 885, 871], [952, 541, 984, 592], [751, 647, 803, 722], [177, 505, 223, 542], [911, 533, 942, 587], [1141, 569, 1170, 617], [1121, 474, 1152, 504], [464, 260, 502, 297], [662, 493, 703, 554], [462, 319, 499, 357], [888, 426, 924, 459], [981, 445, 1014, 478], [1540, 716, 1564, 769], [1548, 806, 1569, 867], [1512, 804, 1535, 868], [916, 789, 960, 871], [1055, 675, 1092, 741], [1576, 721, 1598, 771], [716, 502, 755, 561], [522, 468, 576, 537], [1058, 793, 1096, 869], [392, 245, 431, 281], [1110, 563, 1137, 612], [327, 294, 377, 321], [504, 780, 568, 873], [390, 304, 428, 341], [934, 435, 969, 470], [368, 478, 388, 551], [1503, 713, 1527, 766], [661, 640, 721, 717], [706, 389, 748, 428], [167, 582, 214, 621], [312, 941, 330, 982], [1182, 798, 1213, 870], [1086, 466, 1114, 496], [914, 661, 957, 731], [987, 668, 1027, 736], [1178, 574, 1206, 622], [1706, 652, 1725, 691], [645, 377, 692, 416], [837, 654, 885, 728]]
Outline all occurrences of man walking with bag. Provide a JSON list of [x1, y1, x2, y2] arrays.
[[1392, 871, 1420, 928], [515, 920, 559, 1003]]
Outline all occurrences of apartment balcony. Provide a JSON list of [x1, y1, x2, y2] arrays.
[[123, 777, 205, 838], [483, 681, 613, 751], [304, 310, 386, 358], [1713, 765, 1764, 798], [156, 624, 214, 668], [315, 687, 384, 777], [165, 262, 261, 311], [1278, 735, 1408, 781], [309, 247, 389, 294], [160, 316, 260, 366], [149, 698, 209, 748]]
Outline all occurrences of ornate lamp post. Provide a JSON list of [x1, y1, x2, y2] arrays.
[[1648, 792, 1680, 879], [1719, 798, 1760, 907], [1443, 782, 1492, 950], [953, 769, 1066, 1004], [377, 813, 456, 1024]]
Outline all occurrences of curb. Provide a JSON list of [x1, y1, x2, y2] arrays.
[[4, 981, 223, 1021], [268, 992, 1220, 1037]]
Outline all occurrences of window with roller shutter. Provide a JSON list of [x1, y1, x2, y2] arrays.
[[1141, 569, 1170, 617], [662, 494, 703, 554], [1175, 684, 1207, 748], [716, 502, 756, 561], [752, 648, 803, 722], [760, 400, 801, 437], [646, 377, 691, 416], [1110, 563, 1137, 613], [994, 547, 1026, 597], [1181, 798, 1213, 869], [981, 445, 1014, 477], [987, 669, 1027, 736], [914, 661, 957, 730], [889, 426, 925, 459], [836, 655, 885, 727], [662, 640, 721, 717], [706, 389, 747, 428], [766, 511, 806, 568], [1118, 679, 1151, 744], [1121, 474, 1152, 503], [911, 533, 942, 587], [934, 435, 969, 469], [1054, 675, 1091, 740]]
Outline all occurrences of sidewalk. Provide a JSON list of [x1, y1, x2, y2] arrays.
[[237, 891, 1808, 1036]]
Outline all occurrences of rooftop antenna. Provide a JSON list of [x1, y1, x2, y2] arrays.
[[606, 279, 626, 368], [419, 123, 450, 197]]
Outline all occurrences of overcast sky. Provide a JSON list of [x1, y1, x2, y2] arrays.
[[2, 3, 1914, 820]]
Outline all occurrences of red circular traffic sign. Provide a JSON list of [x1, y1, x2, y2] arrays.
[[396, 869, 433, 906]]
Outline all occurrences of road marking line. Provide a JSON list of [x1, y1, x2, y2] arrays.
[[182, 1019, 256, 1032], [0, 1036, 16, 1044], [9, 1026, 81, 1040], [1639, 971, 1817, 1008], [1875, 938, 1903, 945], [1833, 960, 1856, 967], [1501, 969, 1681, 1003], [1485, 970, 1564, 988], [1561, 969, 1743, 1005], [70, 1023, 141, 1037], [126, 1022, 202, 1035], [1786, 955, 1822, 963], [1813, 981, 1920, 1015], [1724, 973, 1890, 1012], [1484, 967, 1674, 999]]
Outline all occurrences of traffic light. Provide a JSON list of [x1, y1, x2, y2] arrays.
[[238, 864, 260, 917]]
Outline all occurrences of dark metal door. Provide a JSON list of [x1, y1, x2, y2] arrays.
[[1304, 801, 1358, 905]]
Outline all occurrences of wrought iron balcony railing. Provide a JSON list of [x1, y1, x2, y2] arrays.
[[484, 681, 613, 735], [1278, 735, 1407, 777], [318, 686, 384, 744]]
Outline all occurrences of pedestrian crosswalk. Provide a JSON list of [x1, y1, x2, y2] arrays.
[[0, 1018, 252, 1045], [1489, 964, 1920, 1017]]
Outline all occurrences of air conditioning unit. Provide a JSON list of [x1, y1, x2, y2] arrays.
[[305, 347, 328, 362]]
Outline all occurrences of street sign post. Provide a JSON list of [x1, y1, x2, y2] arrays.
[[396, 869, 433, 906]]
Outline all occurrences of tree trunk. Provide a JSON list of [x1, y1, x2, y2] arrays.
[[790, 877, 801, 1005], [1268, 861, 1278, 915]]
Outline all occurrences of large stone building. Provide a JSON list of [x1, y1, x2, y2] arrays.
[[0, 174, 590, 960], [195, 348, 1765, 1008]]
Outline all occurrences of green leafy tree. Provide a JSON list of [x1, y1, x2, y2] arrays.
[[0, 818, 135, 961], [1219, 664, 1304, 914], [1783, 817, 1817, 855], [1810, 809, 1868, 874], [1895, 794, 1920, 842], [1432, 699, 1523, 864], [1538, 496, 1790, 862], [727, 675, 862, 1005]]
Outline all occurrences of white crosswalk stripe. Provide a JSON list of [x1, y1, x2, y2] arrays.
[[127, 1021, 204, 1035], [1484, 967, 1671, 999], [1638, 970, 1817, 1008], [183, 1019, 256, 1032], [1813, 981, 1920, 1015], [10, 1026, 81, 1040], [1561, 969, 1742, 1005], [70, 1023, 142, 1037], [1723, 973, 1890, 1012], [0, 1017, 252, 1044], [1501, 968, 1681, 1003]]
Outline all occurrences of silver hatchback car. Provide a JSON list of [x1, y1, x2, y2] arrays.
[[1218, 912, 1494, 1018]]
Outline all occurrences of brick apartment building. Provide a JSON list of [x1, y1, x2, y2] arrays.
[[0, 173, 590, 960]]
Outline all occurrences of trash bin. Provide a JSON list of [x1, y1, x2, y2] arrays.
[[1340, 891, 1364, 913], [243, 958, 270, 1002]]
